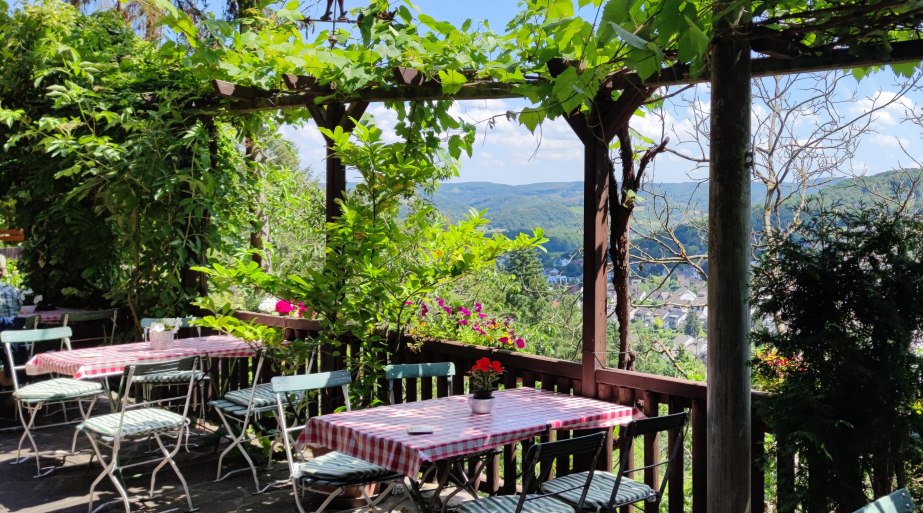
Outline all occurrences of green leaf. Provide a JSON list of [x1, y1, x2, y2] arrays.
[[609, 21, 649, 50], [437, 69, 466, 95], [517, 107, 544, 133]]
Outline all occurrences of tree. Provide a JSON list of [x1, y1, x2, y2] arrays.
[[501, 248, 551, 326], [752, 203, 923, 511], [683, 313, 701, 337]]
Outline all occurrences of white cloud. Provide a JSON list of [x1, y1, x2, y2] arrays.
[[851, 90, 915, 126]]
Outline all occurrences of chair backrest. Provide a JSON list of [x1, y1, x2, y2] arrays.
[[139, 317, 201, 340], [852, 488, 916, 513], [62, 308, 118, 345], [608, 411, 689, 509], [272, 370, 353, 475], [383, 362, 455, 404], [516, 432, 607, 513], [117, 356, 200, 422], [0, 327, 72, 391]]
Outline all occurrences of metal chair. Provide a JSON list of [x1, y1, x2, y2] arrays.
[[456, 431, 608, 513], [852, 488, 916, 513], [77, 356, 200, 513], [1, 327, 102, 476], [541, 411, 689, 512], [62, 308, 119, 345], [136, 317, 207, 422], [273, 370, 405, 513], [385, 362, 495, 510], [209, 352, 278, 492]]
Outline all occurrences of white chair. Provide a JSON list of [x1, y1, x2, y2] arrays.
[[62, 308, 118, 345], [77, 356, 200, 513], [209, 352, 278, 492], [1, 327, 102, 476], [273, 370, 404, 513]]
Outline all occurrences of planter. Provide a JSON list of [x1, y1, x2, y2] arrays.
[[149, 330, 176, 350], [468, 396, 495, 414]]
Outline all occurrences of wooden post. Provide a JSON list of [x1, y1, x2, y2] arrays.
[[579, 117, 610, 398], [707, 1, 752, 512], [306, 101, 369, 223]]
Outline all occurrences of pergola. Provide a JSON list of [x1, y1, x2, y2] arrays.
[[211, 3, 923, 510]]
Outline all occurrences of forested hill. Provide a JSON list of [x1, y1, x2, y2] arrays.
[[426, 169, 923, 256]]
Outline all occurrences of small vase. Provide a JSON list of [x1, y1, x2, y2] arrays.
[[149, 330, 176, 350], [468, 395, 495, 414]]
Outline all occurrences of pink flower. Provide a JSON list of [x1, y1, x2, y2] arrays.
[[436, 297, 445, 307], [499, 336, 510, 344], [477, 313, 487, 319], [443, 306, 453, 315], [515, 338, 526, 349], [458, 319, 469, 325], [474, 303, 482, 313], [458, 307, 471, 317], [275, 300, 293, 315], [405, 300, 414, 305], [421, 303, 429, 317]]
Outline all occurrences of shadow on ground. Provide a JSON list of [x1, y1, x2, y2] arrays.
[[0, 397, 418, 513]]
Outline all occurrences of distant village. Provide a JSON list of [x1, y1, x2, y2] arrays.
[[545, 260, 708, 361]]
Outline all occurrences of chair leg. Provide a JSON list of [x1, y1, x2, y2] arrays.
[[152, 432, 197, 512], [85, 434, 131, 513], [70, 396, 98, 455], [213, 409, 263, 493], [304, 483, 344, 513], [12, 402, 53, 477]]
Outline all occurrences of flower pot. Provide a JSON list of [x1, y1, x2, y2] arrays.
[[149, 330, 176, 350], [468, 396, 495, 414]]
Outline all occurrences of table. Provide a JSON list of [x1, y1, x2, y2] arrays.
[[301, 387, 641, 478], [25, 335, 257, 379], [18, 305, 91, 325]]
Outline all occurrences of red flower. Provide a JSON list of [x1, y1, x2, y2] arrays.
[[491, 361, 502, 372]]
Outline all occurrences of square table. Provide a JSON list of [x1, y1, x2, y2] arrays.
[[301, 387, 642, 510], [25, 335, 257, 379]]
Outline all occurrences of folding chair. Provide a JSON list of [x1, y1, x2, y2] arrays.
[[385, 362, 496, 510], [1, 327, 102, 477], [77, 356, 200, 513], [62, 308, 119, 345], [273, 370, 405, 513], [136, 317, 207, 421], [852, 488, 916, 513], [456, 431, 607, 513], [209, 352, 278, 492], [541, 411, 689, 512]]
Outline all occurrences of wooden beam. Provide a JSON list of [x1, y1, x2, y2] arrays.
[[0, 229, 24, 242], [211, 79, 275, 100], [707, 1, 753, 512]]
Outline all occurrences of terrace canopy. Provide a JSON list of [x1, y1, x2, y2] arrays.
[[210, 2, 923, 511]]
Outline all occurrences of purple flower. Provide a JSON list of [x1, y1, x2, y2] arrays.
[[405, 300, 414, 305], [436, 297, 445, 307], [508, 329, 515, 336], [443, 306, 453, 315], [477, 313, 487, 319], [474, 302, 482, 313], [515, 338, 526, 349], [420, 304, 429, 317], [458, 319, 469, 326], [458, 307, 471, 317]]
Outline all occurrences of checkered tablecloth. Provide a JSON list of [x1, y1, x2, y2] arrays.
[[18, 306, 91, 324], [300, 387, 641, 477], [25, 335, 257, 379]]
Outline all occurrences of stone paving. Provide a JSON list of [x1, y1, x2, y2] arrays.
[[0, 396, 431, 513]]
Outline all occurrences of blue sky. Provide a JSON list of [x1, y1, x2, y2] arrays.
[[281, 1, 923, 185]]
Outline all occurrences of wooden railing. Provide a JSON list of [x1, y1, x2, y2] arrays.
[[232, 312, 789, 513]]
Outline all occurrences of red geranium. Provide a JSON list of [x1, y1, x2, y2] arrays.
[[469, 357, 503, 397]]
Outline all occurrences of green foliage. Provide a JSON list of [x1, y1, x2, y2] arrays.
[[0, 2, 257, 322], [751, 204, 923, 510], [197, 119, 546, 407]]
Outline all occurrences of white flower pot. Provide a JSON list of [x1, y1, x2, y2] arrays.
[[149, 330, 176, 350], [468, 396, 495, 414]]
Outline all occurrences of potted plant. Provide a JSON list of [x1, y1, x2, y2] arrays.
[[148, 318, 182, 349], [468, 357, 502, 414]]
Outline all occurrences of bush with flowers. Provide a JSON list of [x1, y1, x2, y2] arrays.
[[405, 297, 527, 351], [469, 357, 503, 399], [750, 347, 805, 391]]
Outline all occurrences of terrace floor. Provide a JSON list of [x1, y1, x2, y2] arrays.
[[0, 397, 446, 513]]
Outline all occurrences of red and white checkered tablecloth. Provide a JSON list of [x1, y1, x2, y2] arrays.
[[25, 335, 257, 379], [300, 387, 641, 477], [18, 306, 92, 324]]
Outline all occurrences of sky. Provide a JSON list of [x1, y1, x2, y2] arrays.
[[280, 1, 923, 185]]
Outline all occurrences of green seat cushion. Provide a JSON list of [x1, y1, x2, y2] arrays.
[[14, 378, 102, 403], [78, 408, 186, 438], [295, 451, 399, 483], [541, 471, 655, 510], [207, 399, 250, 417], [224, 383, 275, 409], [457, 495, 576, 513], [132, 370, 207, 384]]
